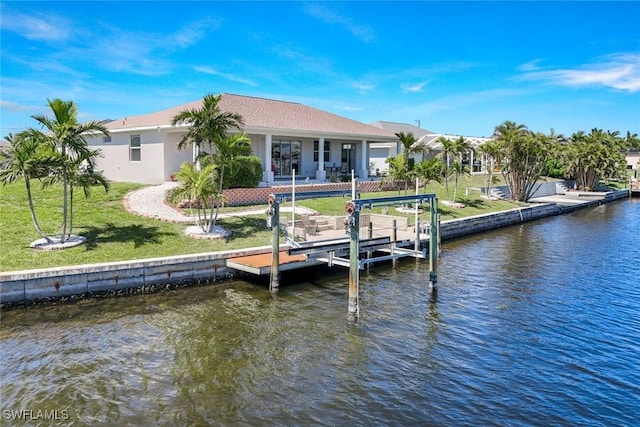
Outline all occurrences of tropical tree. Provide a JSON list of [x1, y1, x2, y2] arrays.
[[437, 136, 456, 199], [168, 162, 220, 233], [383, 153, 411, 193], [43, 146, 110, 237], [396, 131, 422, 169], [437, 136, 473, 202], [564, 129, 628, 190], [212, 133, 252, 190], [478, 140, 503, 196], [28, 99, 109, 243], [412, 158, 444, 193], [171, 94, 245, 232], [492, 121, 555, 201], [0, 132, 54, 240], [171, 93, 244, 171]]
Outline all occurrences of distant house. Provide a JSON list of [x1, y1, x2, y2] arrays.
[[85, 93, 397, 185], [371, 121, 492, 173], [626, 149, 639, 171]]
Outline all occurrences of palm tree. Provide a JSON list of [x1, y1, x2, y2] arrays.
[[396, 130, 421, 156], [412, 158, 444, 193], [171, 94, 244, 171], [0, 132, 53, 240], [449, 161, 470, 203], [383, 154, 410, 194], [168, 162, 219, 233], [57, 148, 110, 236], [565, 129, 627, 190], [437, 137, 456, 199], [478, 140, 503, 196], [203, 133, 252, 229], [171, 94, 245, 232], [30, 99, 109, 242]]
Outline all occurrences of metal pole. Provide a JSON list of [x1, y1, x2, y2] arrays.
[[415, 177, 419, 251], [347, 202, 360, 320], [270, 199, 280, 291], [367, 221, 373, 268], [392, 219, 397, 267], [429, 197, 438, 292], [291, 170, 295, 238]]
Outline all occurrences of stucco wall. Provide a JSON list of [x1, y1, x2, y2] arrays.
[[88, 130, 191, 184]]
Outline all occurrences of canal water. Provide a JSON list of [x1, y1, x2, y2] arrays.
[[1, 199, 639, 426]]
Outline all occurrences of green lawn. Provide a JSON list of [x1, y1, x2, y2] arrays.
[[1, 175, 523, 272]]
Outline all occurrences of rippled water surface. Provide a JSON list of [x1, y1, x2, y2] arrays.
[[2, 199, 639, 426]]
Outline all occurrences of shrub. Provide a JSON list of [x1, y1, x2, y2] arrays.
[[225, 156, 262, 188]]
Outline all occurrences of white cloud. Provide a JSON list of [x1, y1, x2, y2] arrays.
[[519, 53, 640, 92], [194, 66, 258, 86], [517, 59, 544, 72], [0, 10, 71, 42], [303, 3, 375, 43], [401, 82, 427, 93], [351, 82, 376, 94], [172, 18, 222, 49], [0, 99, 38, 113]]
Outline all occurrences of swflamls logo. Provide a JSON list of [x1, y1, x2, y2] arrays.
[[2, 409, 70, 421]]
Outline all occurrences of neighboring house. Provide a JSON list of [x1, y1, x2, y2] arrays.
[[370, 121, 492, 173], [626, 149, 639, 171], [85, 93, 397, 185], [368, 142, 398, 176]]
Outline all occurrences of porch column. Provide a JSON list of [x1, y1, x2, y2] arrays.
[[470, 150, 475, 174], [264, 134, 274, 183], [316, 137, 327, 181], [359, 139, 368, 179]]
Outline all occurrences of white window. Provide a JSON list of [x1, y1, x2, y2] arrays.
[[130, 135, 141, 162], [103, 135, 111, 143]]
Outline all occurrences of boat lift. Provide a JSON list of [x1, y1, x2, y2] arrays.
[[266, 190, 440, 320], [343, 194, 439, 319]]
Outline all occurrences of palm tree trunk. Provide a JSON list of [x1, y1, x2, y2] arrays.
[[60, 143, 69, 242], [68, 185, 74, 238], [25, 177, 52, 242]]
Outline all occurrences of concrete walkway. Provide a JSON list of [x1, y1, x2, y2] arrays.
[[125, 182, 316, 223]]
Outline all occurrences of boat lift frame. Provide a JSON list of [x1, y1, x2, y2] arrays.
[[266, 191, 439, 320], [344, 195, 439, 319]]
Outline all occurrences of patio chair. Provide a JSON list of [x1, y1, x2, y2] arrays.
[[301, 214, 318, 235]]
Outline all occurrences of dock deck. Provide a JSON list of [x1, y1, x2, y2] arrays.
[[226, 251, 314, 275]]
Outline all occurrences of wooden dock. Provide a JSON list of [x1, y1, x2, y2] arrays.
[[226, 251, 312, 275]]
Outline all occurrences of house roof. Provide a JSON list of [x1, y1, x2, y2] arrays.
[[371, 120, 491, 151], [103, 93, 397, 141], [370, 121, 435, 137]]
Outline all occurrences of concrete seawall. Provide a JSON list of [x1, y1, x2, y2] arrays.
[[1, 189, 630, 306]]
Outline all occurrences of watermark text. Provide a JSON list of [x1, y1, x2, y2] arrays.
[[2, 409, 70, 421]]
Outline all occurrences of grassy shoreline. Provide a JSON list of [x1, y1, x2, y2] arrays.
[[1, 176, 523, 272]]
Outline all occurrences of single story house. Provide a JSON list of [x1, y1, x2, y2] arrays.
[[86, 93, 398, 185], [371, 121, 492, 173]]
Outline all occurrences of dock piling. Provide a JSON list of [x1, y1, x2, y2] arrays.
[[346, 201, 360, 320], [268, 195, 280, 291], [429, 198, 439, 291]]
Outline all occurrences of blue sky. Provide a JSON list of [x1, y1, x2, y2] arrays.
[[1, 1, 639, 138]]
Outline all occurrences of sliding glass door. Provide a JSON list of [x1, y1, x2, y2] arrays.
[[341, 143, 355, 173], [271, 140, 300, 176]]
